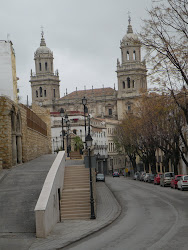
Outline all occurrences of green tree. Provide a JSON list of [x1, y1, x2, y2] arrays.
[[72, 136, 84, 152]]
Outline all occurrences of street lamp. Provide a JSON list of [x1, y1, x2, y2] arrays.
[[65, 114, 70, 157], [82, 96, 87, 146], [60, 108, 65, 150], [85, 133, 95, 219]]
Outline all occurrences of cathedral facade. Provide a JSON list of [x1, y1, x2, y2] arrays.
[[30, 22, 147, 120]]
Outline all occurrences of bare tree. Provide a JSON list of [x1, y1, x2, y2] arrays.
[[139, 0, 188, 89]]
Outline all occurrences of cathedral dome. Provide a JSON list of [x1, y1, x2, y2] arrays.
[[122, 24, 139, 43], [35, 34, 52, 55]]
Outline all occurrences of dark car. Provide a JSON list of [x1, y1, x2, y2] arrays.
[[96, 173, 105, 182], [148, 174, 155, 183], [113, 172, 120, 177]]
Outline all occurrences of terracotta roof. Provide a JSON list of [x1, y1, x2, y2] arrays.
[[59, 87, 116, 100]]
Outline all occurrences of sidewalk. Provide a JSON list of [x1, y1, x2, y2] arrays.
[[30, 178, 121, 250]]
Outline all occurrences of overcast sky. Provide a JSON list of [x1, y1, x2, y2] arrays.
[[0, 0, 153, 105]]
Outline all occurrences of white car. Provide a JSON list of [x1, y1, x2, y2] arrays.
[[144, 173, 150, 182], [177, 175, 188, 191]]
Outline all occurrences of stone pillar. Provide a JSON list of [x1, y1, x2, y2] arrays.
[[17, 135, 22, 164], [12, 134, 17, 166]]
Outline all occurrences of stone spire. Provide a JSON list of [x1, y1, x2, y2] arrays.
[[127, 13, 133, 34], [40, 29, 46, 46]]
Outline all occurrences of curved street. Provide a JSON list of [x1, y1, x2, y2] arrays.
[[65, 176, 188, 250]]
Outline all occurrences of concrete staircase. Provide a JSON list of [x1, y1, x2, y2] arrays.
[[61, 165, 91, 220]]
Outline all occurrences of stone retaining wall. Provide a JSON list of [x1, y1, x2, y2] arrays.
[[0, 96, 51, 169]]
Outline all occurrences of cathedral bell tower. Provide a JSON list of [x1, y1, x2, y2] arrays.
[[116, 17, 147, 119], [30, 31, 60, 110]]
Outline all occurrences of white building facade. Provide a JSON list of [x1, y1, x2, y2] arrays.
[[0, 40, 18, 102]]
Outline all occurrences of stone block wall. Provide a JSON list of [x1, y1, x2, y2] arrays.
[[0, 96, 13, 168], [0, 96, 52, 169]]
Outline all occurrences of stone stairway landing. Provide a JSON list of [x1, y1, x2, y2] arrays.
[[61, 165, 90, 220]]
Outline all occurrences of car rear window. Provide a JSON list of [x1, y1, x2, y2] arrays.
[[184, 176, 188, 180], [176, 176, 181, 180], [165, 173, 174, 177], [97, 174, 104, 177]]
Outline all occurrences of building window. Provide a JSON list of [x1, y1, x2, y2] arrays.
[[45, 62, 47, 71], [132, 80, 135, 88], [133, 50, 136, 60], [36, 90, 38, 98], [39, 87, 42, 97], [44, 90, 46, 97], [109, 109, 112, 116], [73, 129, 77, 135], [127, 51, 129, 60], [39, 63, 42, 71], [127, 77, 130, 88], [53, 89, 55, 97], [123, 81, 125, 89], [128, 105, 131, 111]]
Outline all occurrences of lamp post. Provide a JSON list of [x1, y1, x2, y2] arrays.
[[86, 117, 95, 219], [82, 96, 87, 146], [65, 114, 70, 157], [60, 108, 65, 150]]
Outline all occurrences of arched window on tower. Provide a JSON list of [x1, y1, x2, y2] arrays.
[[44, 90, 47, 97], [132, 80, 135, 88], [53, 89, 56, 98], [39, 87, 43, 97], [133, 50, 136, 60], [127, 51, 130, 60], [39, 63, 42, 71], [36, 90, 38, 98], [123, 81, 125, 89], [127, 77, 130, 88], [45, 62, 47, 71]]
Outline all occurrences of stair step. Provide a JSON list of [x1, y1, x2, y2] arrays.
[[64, 183, 89, 187], [61, 200, 89, 205], [61, 194, 90, 199], [61, 207, 90, 213], [61, 215, 90, 220]]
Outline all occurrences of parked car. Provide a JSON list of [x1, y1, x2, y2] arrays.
[[139, 172, 146, 181], [154, 173, 163, 185], [177, 175, 188, 191], [170, 175, 183, 189], [133, 172, 140, 180], [160, 172, 174, 187], [148, 174, 155, 183], [144, 173, 150, 182], [113, 172, 120, 177], [96, 173, 105, 182]]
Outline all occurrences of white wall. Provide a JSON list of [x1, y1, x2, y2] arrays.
[[35, 151, 65, 238], [0, 41, 14, 100]]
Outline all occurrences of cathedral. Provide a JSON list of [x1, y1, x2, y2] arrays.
[[30, 20, 147, 121]]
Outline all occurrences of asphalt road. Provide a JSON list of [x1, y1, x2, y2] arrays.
[[66, 176, 188, 250]]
